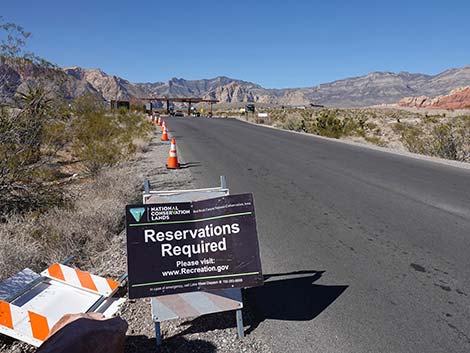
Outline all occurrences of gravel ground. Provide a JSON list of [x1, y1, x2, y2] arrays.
[[0, 125, 272, 353]]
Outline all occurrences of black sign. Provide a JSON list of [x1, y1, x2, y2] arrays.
[[245, 104, 255, 112], [125, 193, 263, 299]]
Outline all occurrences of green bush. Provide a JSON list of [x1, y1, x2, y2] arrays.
[[71, 95, 152, 174], [284, 117, 307, 132], [0, 90, 152, 214], [432, 124, 458, 160], [393, 123, 429, 154], [314, 110, 345, 138], [71, 111, 123, 173], [394, 118, 469, 162], [0, 86, 66, 214]]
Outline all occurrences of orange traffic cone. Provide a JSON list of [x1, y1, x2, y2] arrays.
[[161, 125, 169, 141], [157, 117, 162, 126], [166, 138, 179, 169], [161, 121, 166, 133]]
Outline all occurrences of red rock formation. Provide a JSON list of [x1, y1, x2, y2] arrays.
[[429, 87, 470, 109], [398, 87, 470, 109], [398, 95, 429, 108]]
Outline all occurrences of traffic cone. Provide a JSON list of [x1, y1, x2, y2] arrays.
[[161, 121, 166, 133], [161, 125, 169, 141], [166, 138, 180, 169], [157, 117, 162, 126]]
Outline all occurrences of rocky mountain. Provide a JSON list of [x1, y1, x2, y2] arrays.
[[135, 76, 280, 103], [1, 59, 470, 108], [58, 65, 470, 107], [398, 86, 470, 110], [63, 66, 145, 101], [0, 59, 100, 105], [303, 71, 432, 107], [302, 67, 470, 107]]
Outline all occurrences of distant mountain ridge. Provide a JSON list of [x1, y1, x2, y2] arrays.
[[2, 60, 470, 107], [62, 66, 470, 107]]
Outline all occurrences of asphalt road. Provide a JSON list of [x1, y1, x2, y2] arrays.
[[167, 117, 470, 353]]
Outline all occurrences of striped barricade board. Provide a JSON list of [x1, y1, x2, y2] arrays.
[[41, 263, 120, 297], [0, 299, 49, 347], [152, 288, 242, 321], [0, 264, 124, 347]]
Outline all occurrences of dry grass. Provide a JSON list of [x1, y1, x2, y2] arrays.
[[132, 137, 151, 154], [0, 164, 143, 279]]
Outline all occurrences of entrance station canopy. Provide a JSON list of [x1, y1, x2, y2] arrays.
[[140, 97, 219, 115]]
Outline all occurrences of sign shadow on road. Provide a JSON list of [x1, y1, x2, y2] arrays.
[[174, 270, 348, 336], [244, 270, 348, 334]]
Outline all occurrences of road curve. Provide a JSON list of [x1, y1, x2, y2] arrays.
[[168, 117, 470, 353]]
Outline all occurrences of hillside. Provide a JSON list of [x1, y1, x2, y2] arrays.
[[64, 66, 146, 101], [302, 67, 470, 107], [0, 58, 100, 105], [1, 59, 470, 107], [398, 86, 470, 109]]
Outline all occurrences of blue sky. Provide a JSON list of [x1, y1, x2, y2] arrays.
[[2, 0, 470, 88]]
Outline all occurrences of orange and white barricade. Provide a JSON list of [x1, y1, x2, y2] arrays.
[[0, 264, 124, 347]]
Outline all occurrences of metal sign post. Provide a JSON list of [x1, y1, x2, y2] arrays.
[[139, 176, 258, 347]]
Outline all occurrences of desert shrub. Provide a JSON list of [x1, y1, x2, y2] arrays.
[[432, 123, 458, 160], [313, 109, 346, 138], [394, 118, 469, 161], [0, 17, 154, 283], [341, 117, 362, 136], [431, 119, 469, 161], [268, 109, 287, 124], [73, 94, 105, 116], [366, 121, 378, 131], [299, 110, 313, 121], [423, 115, 440, 124], [70, 95, 152, 174], [0, 17, 75, 214], [284, 116, 307, 132], [71, 111, 124, 173], [0, 86, 66, 214], [0, 91, 151, 213], [393, 123, 429, 154]]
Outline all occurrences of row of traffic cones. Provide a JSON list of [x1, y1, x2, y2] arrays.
[[156, 117, 179, 169], [150, 114, 163, 127]]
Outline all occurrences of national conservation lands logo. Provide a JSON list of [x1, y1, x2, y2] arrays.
[[129, 207, 146, 222]]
